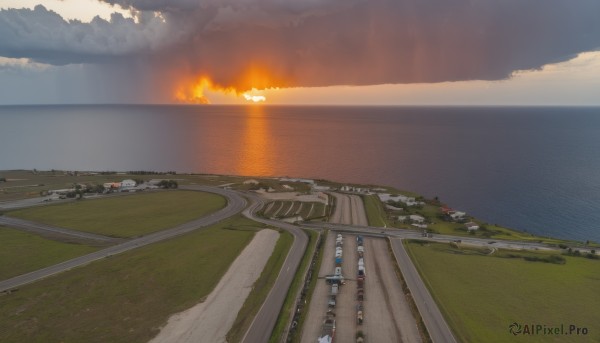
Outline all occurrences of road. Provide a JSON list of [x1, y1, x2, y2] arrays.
[[364, 237, 422, 343], [0, 216, 119, 244], [0, 186, 246, 293], [329, 192, 368, 226], [240, 192, 309, 343], [302, 222, 590, 254], [300, 231, 335, 343], [390, 238, 457, 343]]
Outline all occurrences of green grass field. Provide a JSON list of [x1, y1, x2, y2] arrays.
[[6, 190, 226, 238], [0, 226, 98, 280], [0, 216, 263, 343], [405, 241, 600, 342], [227, 229, 293, 342], [363, 194, 388, 227]]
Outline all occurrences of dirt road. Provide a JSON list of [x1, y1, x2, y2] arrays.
[[149, 229, 279, 343]]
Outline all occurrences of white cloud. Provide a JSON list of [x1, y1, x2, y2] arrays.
[[0, 0, 133, 22]]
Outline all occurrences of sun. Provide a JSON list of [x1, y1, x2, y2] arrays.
[[243, 93, 266, 103]]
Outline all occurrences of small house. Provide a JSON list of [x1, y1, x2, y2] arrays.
[[465, 222, 480, 231]]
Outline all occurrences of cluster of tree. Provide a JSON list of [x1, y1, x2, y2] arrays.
[[425, 196, 442, 206], [128, 171, 177, 175], [503, 253, 566, 264], [157, 180, 178, 189], [565, 248, 598, 260], [0, 177, 6, 182], [86, 184, 106, 193], [248, 182, 270, 191]]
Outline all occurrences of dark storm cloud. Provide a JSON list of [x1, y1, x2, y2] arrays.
[[0, 5, 170, 65], [1, 0, 599, 90]]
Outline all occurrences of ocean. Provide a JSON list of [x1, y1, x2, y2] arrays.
[[1, 105, 600, 242]]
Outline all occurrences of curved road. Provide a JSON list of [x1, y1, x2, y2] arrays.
[[240, 192, 309, 343], [0, 186, 246, 293]]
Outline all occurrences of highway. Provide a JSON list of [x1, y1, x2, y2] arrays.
[[0, 186, 246, 293], [0, 216, 119, 244], [240, 192, 309, 343], [390, 238, 457, 343], [301, 222, 589, 253]]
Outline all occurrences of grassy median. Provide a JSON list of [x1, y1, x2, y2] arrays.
[[363, 194, 388, 227], [0, 226, 98, 280], [0, 216, 262, 343], [6, 190, 226, 238], [405, 241, 600, 342], [269, 229, 320, 343]]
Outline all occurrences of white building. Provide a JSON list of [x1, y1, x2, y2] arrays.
[[450, 211, 467, 221], [121, 179, 136, 188], [465, 222, 480, 231], [409, 214, 425, 223], [378, 193, 422, 206]]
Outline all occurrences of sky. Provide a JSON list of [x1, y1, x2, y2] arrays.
[[0, 0, 599, 105]]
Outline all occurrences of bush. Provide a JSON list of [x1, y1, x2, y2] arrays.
[[157, 180, 178, 189]]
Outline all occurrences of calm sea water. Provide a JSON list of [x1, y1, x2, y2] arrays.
[[1, 105, 600, 242]]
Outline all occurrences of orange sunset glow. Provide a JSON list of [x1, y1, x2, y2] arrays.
[[174, 66, 288, 104]]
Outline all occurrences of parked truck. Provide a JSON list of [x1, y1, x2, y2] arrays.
[[356, 304, 364, 325], [357, 278, 364, 291], [325, 274, 345, 284], [318, 312, 336, 343], [331, 283, 339, 296]]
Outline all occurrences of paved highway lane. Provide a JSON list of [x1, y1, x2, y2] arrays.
[[390, 238, 457, 343], [240, 192, 309, 343], [0, 216, 118, 244], [0, 186, 246, 292]]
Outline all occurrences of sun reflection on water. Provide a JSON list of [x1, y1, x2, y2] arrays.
[[236, 106, 274, 176]]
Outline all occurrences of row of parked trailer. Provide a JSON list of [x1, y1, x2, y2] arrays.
[[355, 235, 366, 343], [318, 233, 346, 343]]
